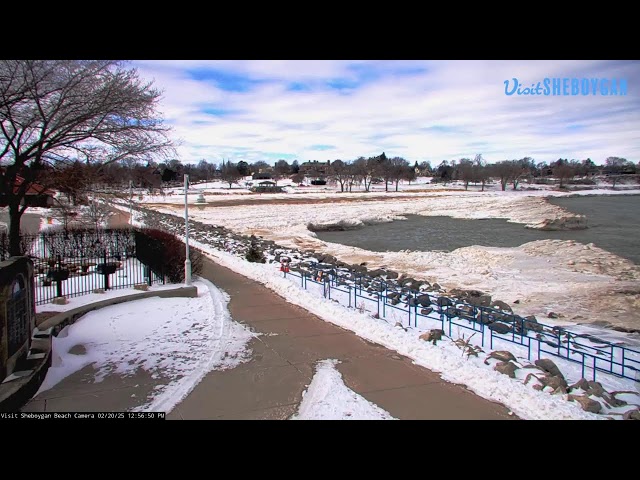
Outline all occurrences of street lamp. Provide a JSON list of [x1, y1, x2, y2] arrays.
[[184, 174, 192, 285], [129, 180, 133, 226]]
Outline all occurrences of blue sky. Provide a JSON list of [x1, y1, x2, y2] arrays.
[[133, 60, 640, 165]]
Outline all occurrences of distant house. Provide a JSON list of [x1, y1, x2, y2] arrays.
[[252, 172, 273, 180], [250, 181, 285, 193], [299, 160, 331, 176], [0, 175, 55, 208]]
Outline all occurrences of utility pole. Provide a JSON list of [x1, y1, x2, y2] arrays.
[[184, 174, 192, 285]]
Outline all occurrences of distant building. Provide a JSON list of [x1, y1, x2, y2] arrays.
[[252, 172, 273, 180], [299, 160, 331, 176], [0, 174, 55, 208]]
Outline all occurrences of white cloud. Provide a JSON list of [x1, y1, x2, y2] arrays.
[[133, 60, 640, 165]]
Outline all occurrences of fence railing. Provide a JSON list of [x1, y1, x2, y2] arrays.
[[282, 266, 640, 384], [1, 229, 164, 305]]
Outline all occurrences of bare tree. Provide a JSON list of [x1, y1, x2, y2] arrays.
[[273, 159, 290, 184], [402, 164, 417, 186], [81, 198, 113, 230], [472, 154, 488, 191], [353, 156, 380, 192], [490, 161, 511, 191], [0, 60, 172, 255], [389, 157, 409, 191], [220, 160, 243, 188], [329, 159, 350, 192], [457, 158, 473, 190], [552, 160, 578, 188]]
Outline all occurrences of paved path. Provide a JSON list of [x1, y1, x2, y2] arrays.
[[168, 257, 516, 420], [22, 255, 517, 419]]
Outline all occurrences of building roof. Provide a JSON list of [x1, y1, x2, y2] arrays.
[[12, 175, 56, 196]]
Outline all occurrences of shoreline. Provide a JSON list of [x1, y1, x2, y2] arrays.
[[144, 189, 640, 331]]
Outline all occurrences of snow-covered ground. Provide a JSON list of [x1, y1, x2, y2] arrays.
[[187, 241, 640, 420], [35, 279, 255, 413], [290, 359, 396, 420], [142, 187, 640, 330]]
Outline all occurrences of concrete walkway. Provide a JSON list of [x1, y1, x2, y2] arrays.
[[168, 257, 516, 420], [22, 256, 517, 419]]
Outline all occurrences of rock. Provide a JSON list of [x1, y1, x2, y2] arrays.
[[368, 268, 386, 277], [586, 381, 605, 397], [545, 375, 568, 391], [568, 394, 602, 414], [494, 361, 518, 378], [68, 344, 87, 355], [437, 297, 453, 307], [415, 294, 430, 306], [488, 322, 512, 334], [547, 312, 559, 319], [420, 307, 433, 315], [535, 216, 588, 231], [535, 359, 565, 380], [93, 288, 106, 294], [523, 315, 543, 333], [385, 270, 399, 279], [513, 300, 520, 304], [623, 409, 640, 420], [419, 329, 444, 345], [484, 350, 518, 365], [467, 294, 492, 307], [134, 283, 149, 291], [400, 277, 417, 287], [432, 283, 442, 291], [458, 305, 475, 318], [568, 378, 590, 392], [52, 297, 68, 305], [490, 300, 513, 313]]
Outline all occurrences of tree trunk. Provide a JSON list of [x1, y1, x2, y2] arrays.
[[8, 202, 24, 256], [385, 180, 388, 192], [395, 180, 400, 191]]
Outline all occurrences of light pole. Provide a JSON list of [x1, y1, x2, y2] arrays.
[[184, 174, 192, 285], [129, 180, 133, 226]]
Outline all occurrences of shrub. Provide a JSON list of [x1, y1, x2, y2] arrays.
[[245, 240, 265, 263], [134, 228, 203, 283]]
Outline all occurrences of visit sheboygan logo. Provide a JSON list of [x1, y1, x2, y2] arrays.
[[504, 77, 627, 96]]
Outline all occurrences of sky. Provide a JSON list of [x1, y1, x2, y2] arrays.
[[132, 60, 640, 166]]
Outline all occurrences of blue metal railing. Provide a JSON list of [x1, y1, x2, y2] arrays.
[[282, 265, 640, 383]]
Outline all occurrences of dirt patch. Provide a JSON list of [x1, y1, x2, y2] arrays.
[[147, 192, 460, 210]]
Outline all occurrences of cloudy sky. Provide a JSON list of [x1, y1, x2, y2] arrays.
[[132, 60, 640, 166]]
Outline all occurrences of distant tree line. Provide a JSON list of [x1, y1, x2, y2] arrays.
[[35, 153, 640, 205]]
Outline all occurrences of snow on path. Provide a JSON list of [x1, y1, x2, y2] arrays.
[[290, 359, 396, 420], [36, 280, 255, 413]]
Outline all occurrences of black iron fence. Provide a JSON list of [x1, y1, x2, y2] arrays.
[[1, 229, 164, 305]]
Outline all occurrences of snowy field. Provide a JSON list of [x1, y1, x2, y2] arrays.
[[188, 241, 640, 420], [142, 186, 640, 330], [35, 279, 254, 413]]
